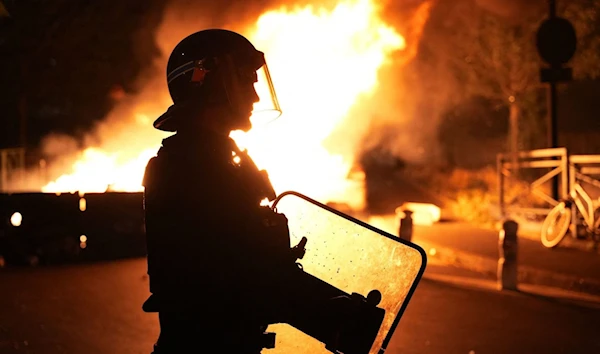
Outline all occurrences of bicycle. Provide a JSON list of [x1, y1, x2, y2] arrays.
[[540, 182, 600, 248]]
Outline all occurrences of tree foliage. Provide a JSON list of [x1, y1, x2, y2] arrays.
[[437, 0, 600, 101], [426, 0, 600, 163]]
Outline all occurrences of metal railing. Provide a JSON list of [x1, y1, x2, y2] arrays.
[[569, 154, 600, 192], [497, 148, 568, 218], [498, 148, 600, 224], [568, 154, 600, 232]]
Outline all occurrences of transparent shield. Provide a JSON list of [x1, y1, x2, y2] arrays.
[[267, 191, 427, 354]]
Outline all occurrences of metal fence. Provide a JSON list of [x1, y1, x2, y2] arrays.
[[497, 147, 568, 218], [498, 147, 600, 227]]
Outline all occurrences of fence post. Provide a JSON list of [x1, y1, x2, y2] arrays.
[[497, 154, 505, 219], [561, 148, 569, 199], [498, 220, 519, 291]]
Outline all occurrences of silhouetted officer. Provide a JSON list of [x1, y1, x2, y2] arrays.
[[142, 29, 385, 354]]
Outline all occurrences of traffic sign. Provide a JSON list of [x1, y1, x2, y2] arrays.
[[536, 17, 577, 65]]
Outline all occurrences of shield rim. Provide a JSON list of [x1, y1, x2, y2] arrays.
[[272, 190, 428, 352]]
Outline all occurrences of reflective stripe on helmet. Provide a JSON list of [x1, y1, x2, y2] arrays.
[[167, 61, 195, 84]]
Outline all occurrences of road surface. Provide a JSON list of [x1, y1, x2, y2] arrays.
[[1, 258, 599, 354]]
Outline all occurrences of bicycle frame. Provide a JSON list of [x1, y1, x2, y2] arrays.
[[569, 183, 599, 233]]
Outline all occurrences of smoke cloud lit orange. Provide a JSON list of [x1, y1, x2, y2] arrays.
[[34, 0, 430, 212]]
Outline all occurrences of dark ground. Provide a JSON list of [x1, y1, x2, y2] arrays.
[[1, 258, 599, 354]]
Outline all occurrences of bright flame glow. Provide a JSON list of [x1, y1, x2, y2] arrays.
[[396, 202, 441, 226], [234, 0, 404, 209], [43, 148, 159, 193], [10, 212, 22, 227], [40, 0, 410, 211]]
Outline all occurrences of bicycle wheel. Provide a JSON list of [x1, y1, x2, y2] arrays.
[[541, 202, 572, 248]]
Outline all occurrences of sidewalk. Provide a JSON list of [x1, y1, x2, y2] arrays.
[[422, 262, 600, 309], [410, 222, 600, 296]]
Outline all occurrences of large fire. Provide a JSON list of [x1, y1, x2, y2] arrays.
[[41, 0, 420, 210], [34, 2, 430, 351]]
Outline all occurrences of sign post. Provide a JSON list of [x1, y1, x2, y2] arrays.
[[536, 0, 576, 201]]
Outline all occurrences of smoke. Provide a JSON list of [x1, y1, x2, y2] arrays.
[[12, 0, 460, 192], [324, 0, 435, 165], [10, 0, 278, 192], [152, 0, 436, 174], [10, 0, 456, 194], [475, 0, 545, 19], [85, 0, 280, 151], [8, 0, 432, 193], [344, 0, 549, 168]]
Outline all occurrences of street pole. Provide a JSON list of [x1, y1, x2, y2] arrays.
[[547, 76, 558, 149], [547, 0, 560, 202]]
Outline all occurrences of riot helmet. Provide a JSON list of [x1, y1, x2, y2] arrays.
[[154, 29, 281, 132]]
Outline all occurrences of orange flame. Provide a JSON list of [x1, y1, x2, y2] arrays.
[[41, 0, 424, 210], [232, 0, 405, 209]]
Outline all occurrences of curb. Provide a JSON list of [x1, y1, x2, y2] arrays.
[[417, 240, 600, 297], [520, 230, 600, 254], [495, 219, 600, 254], [423, 272, 600, 308]]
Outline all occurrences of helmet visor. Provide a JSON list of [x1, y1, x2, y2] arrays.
[[221, 52, 282, 127], [251, 61, 282, 125]]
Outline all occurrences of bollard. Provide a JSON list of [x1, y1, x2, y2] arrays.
[[497, 220, 518, 291], [398, 209, 414, 242]]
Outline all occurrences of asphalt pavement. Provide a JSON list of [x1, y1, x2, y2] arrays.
[[1, 258, 600, 354]]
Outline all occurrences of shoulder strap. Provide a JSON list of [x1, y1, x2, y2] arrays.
[[228, 139, 277, 202]]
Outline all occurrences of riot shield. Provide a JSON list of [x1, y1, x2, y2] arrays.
[[266, 191, 427, 354]]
